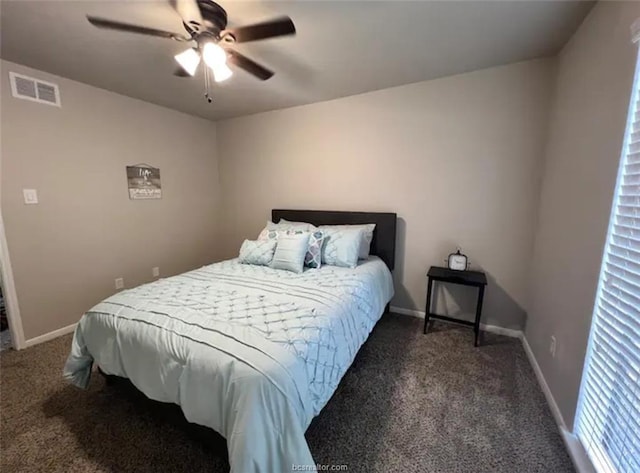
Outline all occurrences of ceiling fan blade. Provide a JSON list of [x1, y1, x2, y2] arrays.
[[183, 21, 197, 37], [226, 49, 274, 80], [87, 16, 189, 41], [169, 0, 203, 29], [225, 16, 295, 43]]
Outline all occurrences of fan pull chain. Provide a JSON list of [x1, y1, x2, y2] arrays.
[[204, 66, 213, 104]]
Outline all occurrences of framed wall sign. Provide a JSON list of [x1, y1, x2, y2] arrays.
[[126, 164, 161, 200]]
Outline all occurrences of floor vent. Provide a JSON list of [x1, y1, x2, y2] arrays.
[[9, 72, 61, 107]]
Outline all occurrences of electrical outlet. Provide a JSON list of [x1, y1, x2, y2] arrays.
[[23, 189, 38, 204], [550, 335, 557, 358], [115, 277, 124, 290], [152, 267, 160, 278]]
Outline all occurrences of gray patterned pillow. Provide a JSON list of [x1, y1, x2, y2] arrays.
[[238, 239, 277, 266], [303, 230, 326, 269], [257, 220, 316, 239], [320, 228, 363, 268], [259, 229, 285, 240], [286, 229, 326, 269]]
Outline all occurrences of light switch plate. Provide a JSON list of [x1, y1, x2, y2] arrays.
[[115, 278, 124, 290], [23, 189, 38, 204]]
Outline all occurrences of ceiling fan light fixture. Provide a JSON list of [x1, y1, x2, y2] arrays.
[[174, 47, 200, 76], [202, 42, 227, 69], [213, 63, 233, 82], [86, 1, 296, 101]]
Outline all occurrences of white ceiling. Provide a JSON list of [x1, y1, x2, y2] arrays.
[[0, 1, 594, 121]]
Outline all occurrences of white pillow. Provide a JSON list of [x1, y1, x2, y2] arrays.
[[320, 228, 363, 268], [319, 224, 376, 259], [257, 220, 316, 240], [278, 218, 316, 230], [270, 233, 310, 273], [238, 239, 277, 266]]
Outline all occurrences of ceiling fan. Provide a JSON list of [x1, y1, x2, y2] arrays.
[[86, 0, 296, 102]]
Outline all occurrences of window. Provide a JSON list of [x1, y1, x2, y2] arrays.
[[574, 47, 640, 473]]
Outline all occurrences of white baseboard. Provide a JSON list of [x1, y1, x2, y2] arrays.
[[480, 324, 522, 339], [24, 323, 77, 348], [519, 334, 567, 429], [520, 335, 596, 473], [390, 305, 522, 338], [389, 306, 426, 318], [562, 430, 597, 473]]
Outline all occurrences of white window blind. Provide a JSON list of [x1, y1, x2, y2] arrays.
[[574, 46, 640, 473]]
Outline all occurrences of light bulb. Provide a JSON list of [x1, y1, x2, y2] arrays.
[[202, 42, 227, 69], [213, 63, 233, 82], [174, 48, 200, 76]]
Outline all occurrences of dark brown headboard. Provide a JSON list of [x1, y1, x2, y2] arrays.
[[272, 209, 397, 270]]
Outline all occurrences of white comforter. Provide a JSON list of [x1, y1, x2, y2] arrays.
[[64, 257, 394, 473]]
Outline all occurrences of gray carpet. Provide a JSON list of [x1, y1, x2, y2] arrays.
[[0, 314, 574, 472]]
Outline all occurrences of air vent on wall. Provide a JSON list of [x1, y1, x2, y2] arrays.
[[9, 72, 61, 107]]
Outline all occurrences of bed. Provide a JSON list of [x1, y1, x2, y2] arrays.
[[64, 209, 397, 473]]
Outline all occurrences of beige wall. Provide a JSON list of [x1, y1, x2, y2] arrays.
[[526, 1, 640, 428], [216, 59, 554, 330], [0, 60, 221, 340]]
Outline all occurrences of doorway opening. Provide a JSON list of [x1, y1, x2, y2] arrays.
[[0, 279, 11, 352], [0, 213, 25, 351]]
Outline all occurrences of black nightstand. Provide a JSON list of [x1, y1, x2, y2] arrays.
[[423, 266, 488, 346]]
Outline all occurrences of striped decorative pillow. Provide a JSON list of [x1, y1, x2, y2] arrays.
[[270, 233, 309, 274], [260, 228, 325, 269]]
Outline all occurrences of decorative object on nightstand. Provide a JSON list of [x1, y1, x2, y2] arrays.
[[446, 247, 469, 271], [423, 266, 487, 347]]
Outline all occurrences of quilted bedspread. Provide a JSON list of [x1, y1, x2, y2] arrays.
[[64, 257, 394, 472]]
